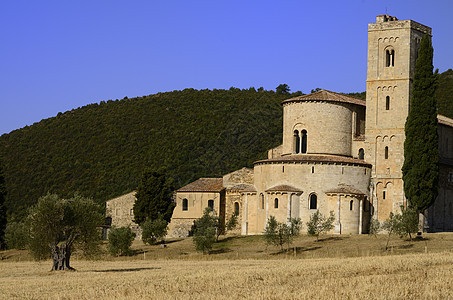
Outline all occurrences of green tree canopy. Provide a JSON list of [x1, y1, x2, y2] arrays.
[[402, 34, 439, 215], [133, 168, 175, 225], [193, 208, 218, 254], [276, 84, 290, 95], [28, 193, 103, 270]]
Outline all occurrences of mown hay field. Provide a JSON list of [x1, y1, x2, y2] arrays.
[[2, 233, 453, 299], [1, 252, 453, 299]]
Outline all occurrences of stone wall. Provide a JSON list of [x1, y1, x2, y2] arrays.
[[105, 192, 141, 239]]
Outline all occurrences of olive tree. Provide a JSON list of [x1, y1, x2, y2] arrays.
[[28, 193, 103, 271]]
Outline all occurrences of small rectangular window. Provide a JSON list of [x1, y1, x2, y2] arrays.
[[383, 191, 386, 200]]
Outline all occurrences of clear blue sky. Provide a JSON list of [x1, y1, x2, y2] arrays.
[[1, 0, 452, 135]]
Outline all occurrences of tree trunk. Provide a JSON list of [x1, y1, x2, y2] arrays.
[[50, 243, 74, 271]]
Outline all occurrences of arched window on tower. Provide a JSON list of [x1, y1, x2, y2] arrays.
[[301, 130, 307, 154], [350, 200, 354, 211], [386, 96, 390, 110], [293, 130, 300, 154], [309, 193, 317, 210], [386, 49, 395, 67], [274, 198, 279, 209], [182, 198, 188, 211], [385, 146, 389, 159], [260, 194, 265, 209], [358, 148, 364, 160]]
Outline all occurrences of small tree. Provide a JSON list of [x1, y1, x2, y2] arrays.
[[264, 216, 302, 251], [28, 193, 103, 270], [226, 213, 239, 232], [193, 208, 217, 254], [398, 208, 419, 241], [133, 168, 175, 226], [382, 212, 401, 251], [306, 210, 335, 241], [108, 227, 136, 256], [4, 221, 29, 249], [368, 217, 381, 237], [141, 215, 168, 245]]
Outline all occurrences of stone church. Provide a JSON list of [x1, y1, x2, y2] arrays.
[[166, 15, 453, 237]]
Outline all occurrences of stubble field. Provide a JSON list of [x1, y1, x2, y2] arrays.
[[1, 234, 453, 299]]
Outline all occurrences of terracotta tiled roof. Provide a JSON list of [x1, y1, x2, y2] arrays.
[[265, 185, 303, 193], [282, 89, 366, 107], [325, 186, 365, 196], [177, 178, 224, 192], [438, 114, 453, 127], [228, 184, 257, 192], [255, 154, 371, 167]]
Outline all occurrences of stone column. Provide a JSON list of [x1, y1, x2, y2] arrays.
[[287, 193, 292, 223], [242, 194, 248, 235], [335, 195, 342, 234], [359, 198, 363, 234]]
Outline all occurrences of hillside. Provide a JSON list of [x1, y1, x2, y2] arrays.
[[0, 88, 290, 220], [0, 69, 451, 221]]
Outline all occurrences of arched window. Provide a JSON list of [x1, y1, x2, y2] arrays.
[[384, 146, 389, 159], [182, 198, 188, 211], [208, 199, 214, 210], [294, 130, 300, 154], [386, 49, 395, 67], [301, 130, 307, 154], [309, 194, 317, 210], [350, 200, 354, 211], [358, 148, 364, 160], [260, 194, 265, 209], [274, 198, 279, 209], [234, 202, 240, 216], [385, 96, 390, 110]]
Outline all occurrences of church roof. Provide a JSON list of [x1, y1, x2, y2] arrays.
[[255, 154, 372, 167], [325, 186, 365, 196], [177, 178, 224, 192], [228, 184, 257, 192], [282, 89, 366, 107], [265, 185, 303, 193]]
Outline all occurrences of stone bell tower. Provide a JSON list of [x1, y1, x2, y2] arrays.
[[365, 15, 432, 221]]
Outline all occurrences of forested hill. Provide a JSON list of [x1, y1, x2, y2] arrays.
[[0, 88, 291, 220], [1, 69, 452, 221]]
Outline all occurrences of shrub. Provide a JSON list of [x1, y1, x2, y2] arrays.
[[141, 215, 168, 245], [4, 221, 29, 250], [264, 216, 302, 251], [193, 208, 217, 254], [108, 227, 136, 256], [306, 210, 335, 241]]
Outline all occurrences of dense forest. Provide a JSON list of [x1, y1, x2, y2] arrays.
[[0, 70, 451, 221]]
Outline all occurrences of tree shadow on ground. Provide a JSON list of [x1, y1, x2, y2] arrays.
[[94, 267, 161, 273], [209, 248, 233, 255], [317, 236, 348, 242], [269, 246, 322, 255]]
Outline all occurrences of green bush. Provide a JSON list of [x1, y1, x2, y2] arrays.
[[141, 216, 168, 245], [193, 208, 218, 254], [108, 227, 136, 256], [4, 221, 29, 249], [264, 216, 301, 251], [306, 210, 335, 241]]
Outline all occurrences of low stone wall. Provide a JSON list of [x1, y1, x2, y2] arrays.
[[167, 218, 196, 238]]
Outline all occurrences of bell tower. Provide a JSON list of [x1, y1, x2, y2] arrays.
[[365, 15, 432, 221]]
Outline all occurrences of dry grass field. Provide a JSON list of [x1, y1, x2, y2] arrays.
[[1, 233, 453, 299]]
